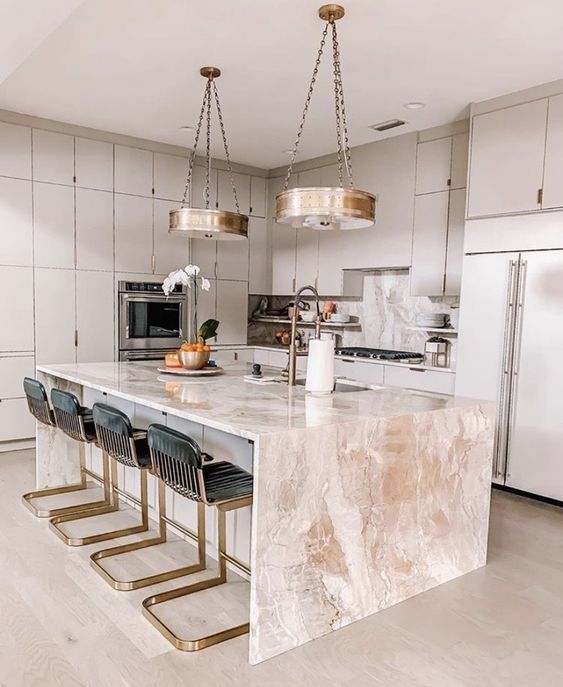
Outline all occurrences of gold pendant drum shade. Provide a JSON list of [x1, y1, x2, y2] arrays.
[[169, 67, 248, 240], [276, 4, 376, 231]]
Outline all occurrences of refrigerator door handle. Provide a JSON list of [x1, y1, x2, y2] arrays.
[[505, 258, 527, 479], [494, 259, 518, 479]]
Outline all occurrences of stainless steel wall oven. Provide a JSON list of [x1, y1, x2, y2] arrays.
[[118, 281, 187, 361]]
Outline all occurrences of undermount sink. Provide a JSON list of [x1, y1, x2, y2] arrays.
[[295, 378, 377, 392]]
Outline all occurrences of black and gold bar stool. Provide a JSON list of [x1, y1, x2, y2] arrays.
[[21, 377, 111, 519], [49, 397, 149, 547], [142, 424, 253, 651], [89, 404, 207, 591]]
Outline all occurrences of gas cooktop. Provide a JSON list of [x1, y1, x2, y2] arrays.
[[335, 347, 424, 362]]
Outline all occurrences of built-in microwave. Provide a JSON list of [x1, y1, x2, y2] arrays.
[[118, 281, 187, 359]]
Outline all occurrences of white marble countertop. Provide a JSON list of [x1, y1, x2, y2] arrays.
[[37, 361, 480, 441]]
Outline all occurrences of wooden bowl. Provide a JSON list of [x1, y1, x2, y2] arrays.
[[177, 350, 210, 370]]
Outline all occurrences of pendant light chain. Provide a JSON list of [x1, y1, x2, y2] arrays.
[[205, 81, 212, 210], [282, 22, 330, 191], [282, 14, 354, 191], [332, 20, 345, 186], [212, 80, 240, 213], [331, 20, 354, 186], [180, 80, 210, 208], [180, 73, 240, 212]]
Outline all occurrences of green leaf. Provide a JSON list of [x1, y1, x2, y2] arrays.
[[198, 318, 219, 342]]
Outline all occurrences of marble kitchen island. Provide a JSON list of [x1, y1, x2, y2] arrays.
[[34, 361, 494, 664]]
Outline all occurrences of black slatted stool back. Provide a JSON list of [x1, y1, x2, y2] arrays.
[[147, 424, 204, 502], [92, 403, 151, 470], [23, 377, 54, 427], [51, 389, 96, 443]]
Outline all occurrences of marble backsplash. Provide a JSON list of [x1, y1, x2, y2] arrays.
[[248, 269, 459, 364]]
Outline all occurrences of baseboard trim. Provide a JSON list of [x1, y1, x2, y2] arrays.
[[0, 438, 35, 453], [493, 482, 563, 509]]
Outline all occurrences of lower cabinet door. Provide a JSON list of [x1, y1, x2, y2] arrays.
[[0, 398, 35, 441], [384, 365, 455, 394], [334, 359, 384, 385], [0, 355, 35, 398]]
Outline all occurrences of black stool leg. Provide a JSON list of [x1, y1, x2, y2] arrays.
[[89, 480, 207, 591]]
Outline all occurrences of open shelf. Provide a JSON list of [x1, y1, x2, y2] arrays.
[[408, 326, 458, 335], [251, 318, 361, 329]]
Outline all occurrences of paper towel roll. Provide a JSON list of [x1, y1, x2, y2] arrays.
[[305, 338, 334, 395]]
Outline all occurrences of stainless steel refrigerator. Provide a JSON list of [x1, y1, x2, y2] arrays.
[[456, 248, 563, 500]]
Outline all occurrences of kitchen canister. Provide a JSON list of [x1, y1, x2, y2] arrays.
[[305, 338, 335, 395]]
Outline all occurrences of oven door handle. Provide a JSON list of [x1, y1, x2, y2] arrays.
[[123, 295, 185, 303]]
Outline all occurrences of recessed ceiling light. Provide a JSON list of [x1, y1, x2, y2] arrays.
[[404, 102, 425, 110], [179, 124, 196, 131]]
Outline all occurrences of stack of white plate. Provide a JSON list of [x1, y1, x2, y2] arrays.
[[415, 313, 446, 328]]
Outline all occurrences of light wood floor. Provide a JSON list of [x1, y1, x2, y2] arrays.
[[2, 449, 563, 687]]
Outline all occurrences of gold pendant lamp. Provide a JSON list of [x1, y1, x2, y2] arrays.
[[276, 4, 375, 231], [169, 67, 248, 240]]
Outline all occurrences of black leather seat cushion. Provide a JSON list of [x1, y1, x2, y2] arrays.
[[81, 411, 98, 442], [202, 461, 253, 504], [132, 436, 152, 467]]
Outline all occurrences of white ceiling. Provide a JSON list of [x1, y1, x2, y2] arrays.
[[2, 0, 563, 169]]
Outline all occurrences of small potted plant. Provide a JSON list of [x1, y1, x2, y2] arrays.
[[162, 265, 218, 370]]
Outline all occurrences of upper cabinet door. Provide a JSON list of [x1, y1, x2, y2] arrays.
[[248, 218, 270, 294], [0, 122, 31, 179], [33, 182, 75, 269], [114, 145, 153, 197], [216, 235, 249, 281], [410, 191, 450, 296], [250, 176, 266, 217], [154, 198, 189, 274], [76, 188, 114, 271], [450, 132, 469, 190], [0, 177, 33, 266], [415, 137, 452, 194], [468, 99, 548, 217], [75, 138, 113, 191], [32, 129, 74, 185], [540, 94, 563, 209], [444, 188, 466, 296], [217, 170, 250, 214], [153, 152, 188, 202], [114, 194, 153, 273], [216, 280, 248, 344]]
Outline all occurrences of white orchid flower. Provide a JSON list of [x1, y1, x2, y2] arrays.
[[175, 269, 190, 286], [162, 276, 173, 295], [185, 264, 201, 278], [201, 277, 211, 292]]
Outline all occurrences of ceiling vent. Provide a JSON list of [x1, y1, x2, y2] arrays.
[[369, 119, 406, 132]]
